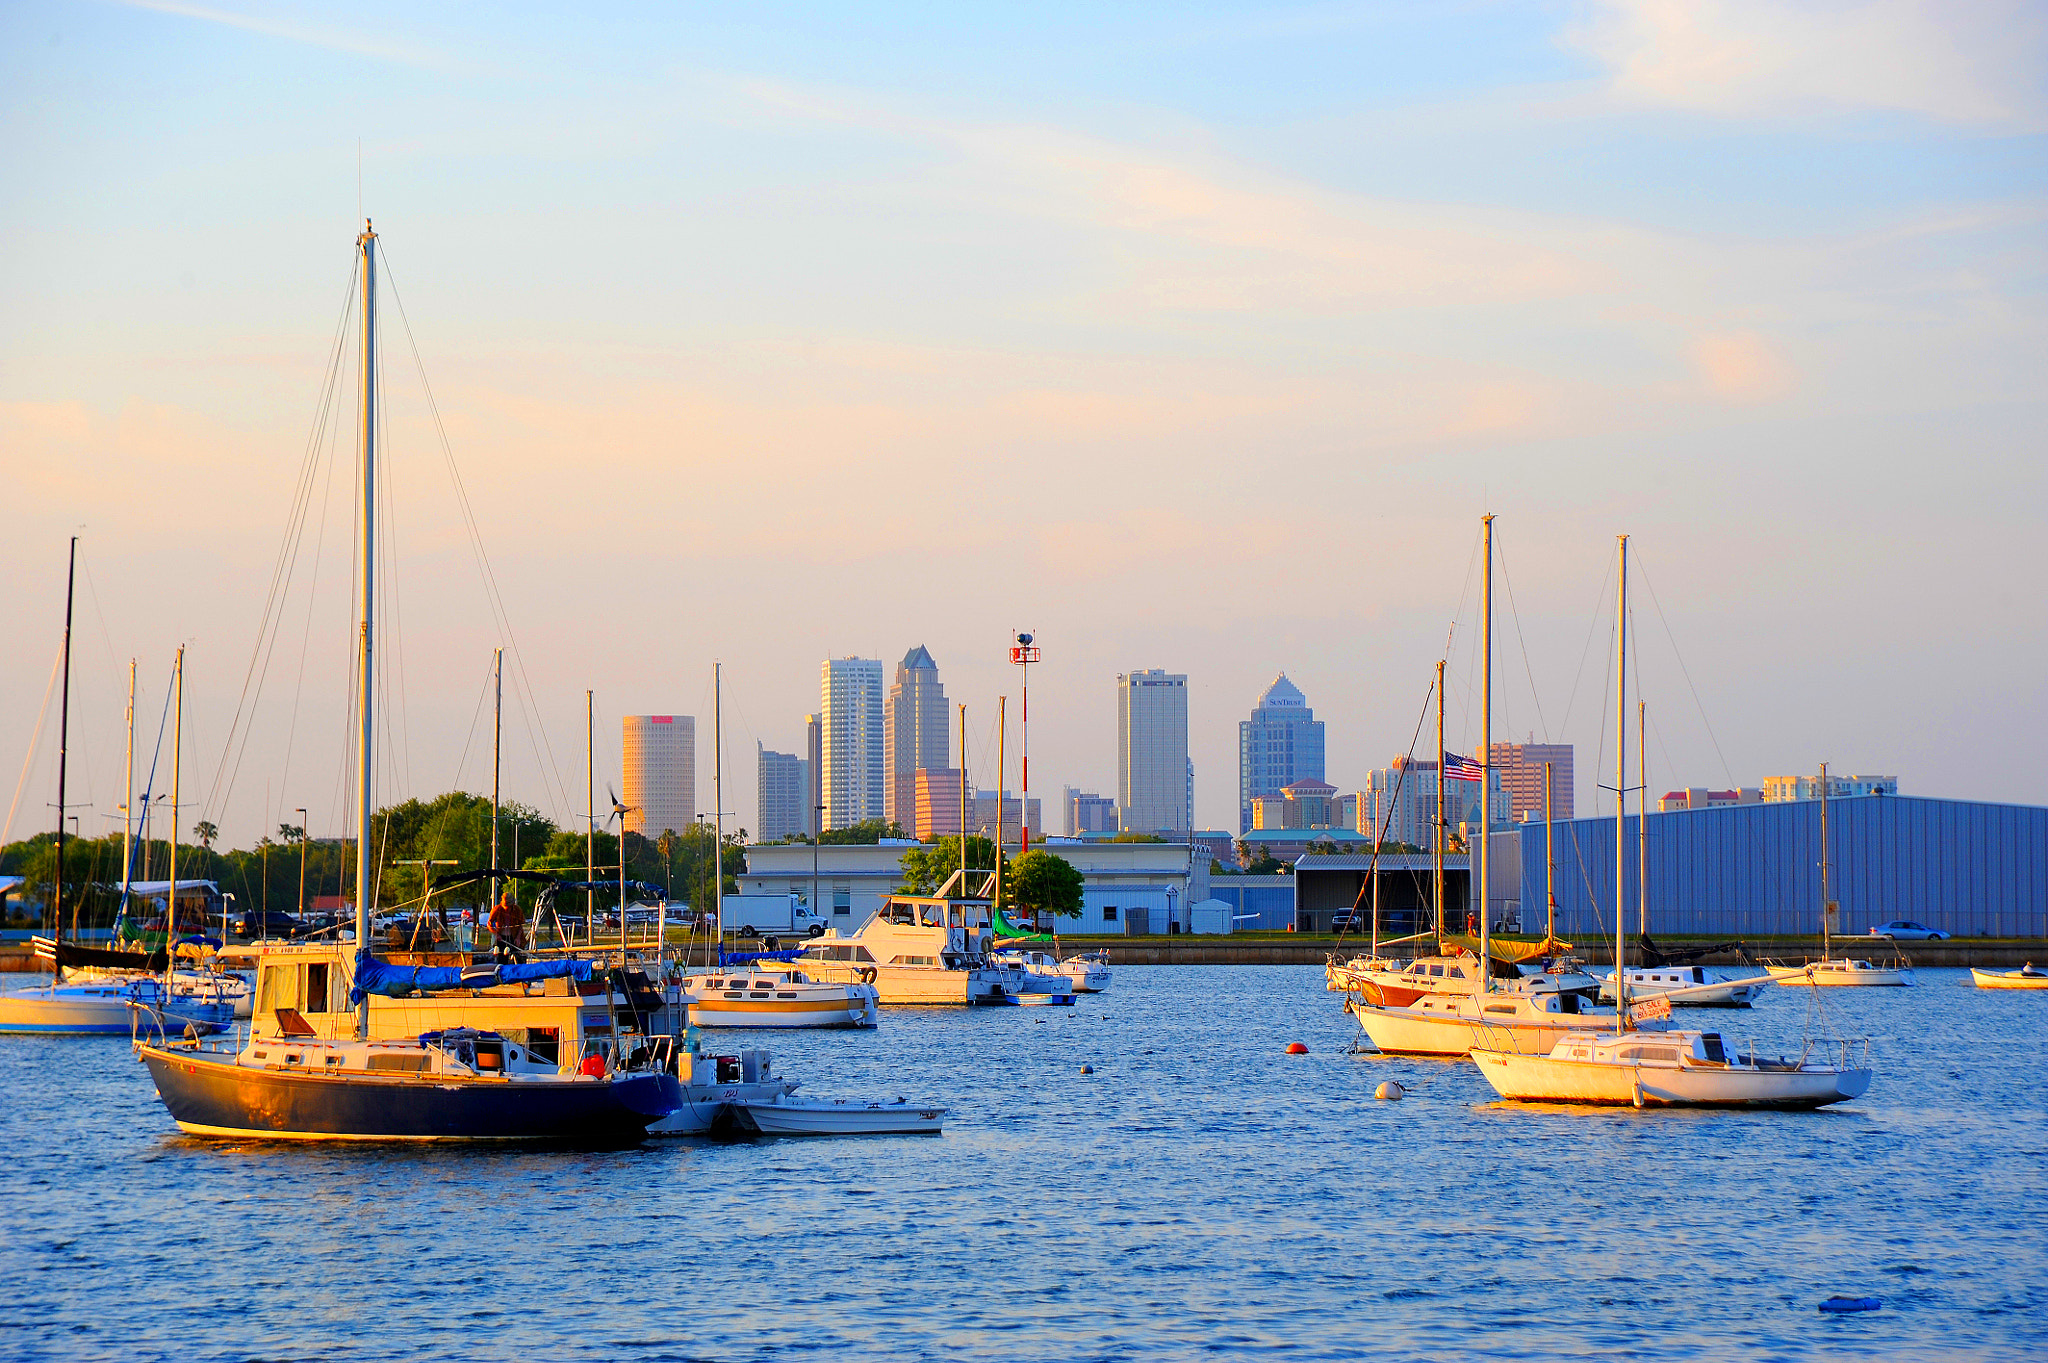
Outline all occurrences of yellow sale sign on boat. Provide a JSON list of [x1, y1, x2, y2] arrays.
[[1630, 996, 1672, 1024]]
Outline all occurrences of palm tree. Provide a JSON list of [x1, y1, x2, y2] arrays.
[[193, 821, 219, 850]]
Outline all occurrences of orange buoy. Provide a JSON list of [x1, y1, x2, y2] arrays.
[[1285, 1042, 1309, 1055]]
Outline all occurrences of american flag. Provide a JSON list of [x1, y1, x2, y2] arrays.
[[1442, 752, 1485, 782]]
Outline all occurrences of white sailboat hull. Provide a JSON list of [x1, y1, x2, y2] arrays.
[[1472, 1048, 1871, 1108], [1598, 972, 1774, 1007], [720, 1095, 945, 1136], [1768, 961, 1913, 987], [800, 961, 1024, 1006], [1347, 996, 1619, 1057]]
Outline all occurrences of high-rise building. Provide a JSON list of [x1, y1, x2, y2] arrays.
[[914, 768, 967, 841], [884, 646, 950, 831], [821, 658, 885, 831], [621, 715, 695, 838], [972, 790, 1042, 846], [1116, 669, 1190, 834], [1238, 674, 1326, 834], [1250, 778, 1340, 830], [1488, 742, 1575, 822], [1065, 786, 1117, 835], [1761, 773, 1898, 802], [1353, 756, 1507, 848], [756, 743, 811, 843]]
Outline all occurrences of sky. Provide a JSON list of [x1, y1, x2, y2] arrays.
[[2, 0, 2044, 851]]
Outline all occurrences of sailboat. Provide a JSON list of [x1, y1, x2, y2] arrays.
[[0, 554, 240, 1036], [1764, 764, 1913, 987], [1345, 516, 1622, 1057], [136, 222, 681, 1141], [1471, 536, 1874, 1109]]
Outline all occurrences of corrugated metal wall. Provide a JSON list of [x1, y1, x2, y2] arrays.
[[1517, 795, 2048, 938]]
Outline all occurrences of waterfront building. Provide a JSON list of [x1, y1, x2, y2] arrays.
[[1761, 772, 1899, 802], [1250, 778, 1340, 830], [1523, 794, 2045, 939], [621, 715, 694, 838], [884, 646, 950, 832], [1658, 787, 1761, 814], [756, 744, 811, 843], [1238, 674, 1327, 834], [1203, 873, 1298, 930], [821, 658, 885, 831], [914, 768, 966, 841], [740, 838, 1192, 936], [1064, 787, 1117, 835], [1488, 742, 1574, 822], [1116, 669, 1190, 834]]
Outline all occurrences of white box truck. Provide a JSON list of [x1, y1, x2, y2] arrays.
[[722, 893, 826, 942]]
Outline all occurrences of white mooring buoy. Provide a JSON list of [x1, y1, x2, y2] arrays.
[[1374, 1080, 1405, 1101]]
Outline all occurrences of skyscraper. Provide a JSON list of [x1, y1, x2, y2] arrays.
[[884, 645, 950, 831], [1238, 673, 1326, 834], [821, 658, 885, 831], [1116, 669, 1190, 834], [756, 743, 810, 843], [621, 715, 694, 838], [1488, 742, 1574, 821]]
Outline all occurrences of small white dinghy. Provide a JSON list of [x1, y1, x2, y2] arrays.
[[717, 1093, 946, 1137], [1972, 963, 2048, 990]]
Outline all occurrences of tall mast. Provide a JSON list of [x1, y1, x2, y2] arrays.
[[585, 690, 594, 927], [995, 697, 1006, 916], [958, 705, 968, 892], [353, 220, 377, 1039], [167, 647, 183, 983], [1614, 534, 1629, 1030], [121, 657, 135, 922], [1819, 761, 1832, 960], [714, 663, 724, 953], [53, 537, 76, 956], [1544, 762, 1555, 943], [1638, 700, 1648, 935], [1479, 513, 1493, 988], [491, 648, 502, 911], [1434, 658, 1445, 952]]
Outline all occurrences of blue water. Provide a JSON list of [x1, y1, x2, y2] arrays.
[[0, 966, 2042, 1361]]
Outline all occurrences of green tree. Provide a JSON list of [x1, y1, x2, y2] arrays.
[[1111, 830, 1164, 843], [819, 819, 904, 845], [897, 835, 996, 895], [193, 820, 219, 849], [1006, 850, 1084, 918]]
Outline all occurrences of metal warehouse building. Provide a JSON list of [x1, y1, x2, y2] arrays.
[[1517, 795, 2048, 939]]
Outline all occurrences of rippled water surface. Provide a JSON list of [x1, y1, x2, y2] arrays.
[[1, 965, 2043, 1361]]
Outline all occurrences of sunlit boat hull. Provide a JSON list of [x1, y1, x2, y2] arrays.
[[1767, 961, 1913, 987], [683, 990, 880, 1029], [716, 1095, 945, 1137], [139, 1045, 680, 1142], [1471, 1048, 1871, 1108], [1971, 967, 2048, 990], [1346, 995, 1620, 1057]]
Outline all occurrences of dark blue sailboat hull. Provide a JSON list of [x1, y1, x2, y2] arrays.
[[140, 1046, 681, 1143]]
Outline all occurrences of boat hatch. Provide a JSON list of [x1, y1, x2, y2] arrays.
[[1700, 1034, 1726, 1063]]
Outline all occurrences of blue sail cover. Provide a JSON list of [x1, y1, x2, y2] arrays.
[[350, 950, 592, 1004]]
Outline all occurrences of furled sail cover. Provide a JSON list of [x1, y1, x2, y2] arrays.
[[1442, 933, 1570, 964], [350, 950, 592, 1003]]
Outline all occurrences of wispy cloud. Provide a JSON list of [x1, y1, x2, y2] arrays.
[[109, 0, 442, 69], [1565, 0, 2048, 128]]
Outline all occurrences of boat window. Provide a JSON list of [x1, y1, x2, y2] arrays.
[[1701, 1034, 1726, 1063], [1692, 968, 1707, 984], [306, 963, 331, 1013], [1484, 1004, 1514, 1015], [854, 947, 877, 963], [1620, 1046, 1679, 1063], [1427, 965, 1444, 977], [1448, 967, 1466, 979], [367, 1053, 429, 1073], [251, 1050, 268, 1060], [1571, 1048, 1589, 1058], [704, 978, 723, 989], [525, 1028, 560, 1064], [284, 1053, 303, 1065]]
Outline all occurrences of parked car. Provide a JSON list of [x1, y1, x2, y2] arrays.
[[236, 910, 304, 939], [1870, 920, 1951, 941]]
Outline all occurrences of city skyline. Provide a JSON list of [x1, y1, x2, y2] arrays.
[[5, 4, 2039, 852]]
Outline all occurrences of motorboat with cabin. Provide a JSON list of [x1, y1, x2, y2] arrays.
[[1470, 1028, 1872, 1109], [989, 949, 1078, 1005], [138, 1025, 681, 1142], [683, 967, 879, 1028], [1599, 965, 1775, 1007], [792, 894, 1026, 1005]]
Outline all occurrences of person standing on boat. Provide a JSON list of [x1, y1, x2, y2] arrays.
[[488, 893, 527, 964]]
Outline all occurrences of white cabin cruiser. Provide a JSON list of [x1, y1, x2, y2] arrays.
[[683, 967, 878, 1029], [1471, 1029, 1872, 1109], [1599, 965, 1774, 1007], [793, 895, 1026, 1006]]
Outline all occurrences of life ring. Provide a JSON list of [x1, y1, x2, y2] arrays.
[[857, 966, 878, 985]]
